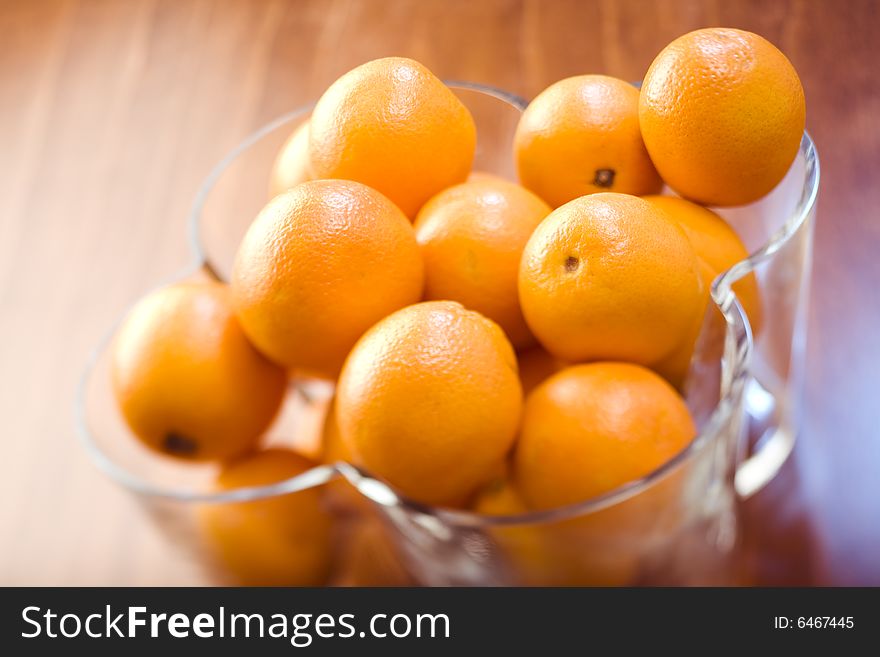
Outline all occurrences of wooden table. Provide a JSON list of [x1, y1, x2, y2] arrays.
[[1, 0, 878, 586]]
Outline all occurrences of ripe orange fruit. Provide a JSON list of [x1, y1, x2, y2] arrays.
[[231, 180, 424, 379], [472, 473, 526, 517], [336, 301, 522, 506], [640, 28, 806, 206], [514, 75, 663, 208], [518, 192, 703, 366], [471, 473, 637, 586], [321, 396, 351, 465], [645, 196, 761, 327], [111, 281, 286, 461], [268, 120, 312, 199], [514, 362, 695, 510], [647, 258, 719, 389], [309, 57, 476, 217], [414, 179, 552, 349], [471, 474, 559, 585], [644, 195, 762, 386], [320, 395, 372, 515], [517, 346, 565, 396], [198, 448, 333, 586]]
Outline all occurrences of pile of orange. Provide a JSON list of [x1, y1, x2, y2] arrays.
[[110, 30, 805, 586]]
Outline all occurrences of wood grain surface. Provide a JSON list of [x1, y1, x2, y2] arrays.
[[1, 0, 878, 585]]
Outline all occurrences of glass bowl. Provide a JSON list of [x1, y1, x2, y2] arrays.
[[77, 82, 819, 585]]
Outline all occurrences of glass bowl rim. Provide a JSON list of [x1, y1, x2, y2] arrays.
[[76, 80, 821, 527]]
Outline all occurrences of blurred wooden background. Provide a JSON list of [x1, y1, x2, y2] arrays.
[[1, 0, 878, 585]]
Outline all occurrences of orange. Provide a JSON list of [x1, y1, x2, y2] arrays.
[[414, 179, 552, 349], [111, 281, 286, 461], [471, 475, 557, 586], [268, 119, 312, 199], [331, 518, 413, 587], [198, 448, 333, 586], [645, 195, 763, 385], [514, 75, 663, 208], [309, 57, 476, 217], [517, 346, 565, 396], [472, 473, 527, 518], [231, 180, 424, 379], [514, 362, 696, 510], [648, 258, 719, 389], [320, 395, 372, 515], [640, 28, 806, 206], [336, 301, 522, 507], [471, 472, 637, 586], [321, 396, 351, 465], [518, 192, 703, 366], [645, 196, 761, 328]]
